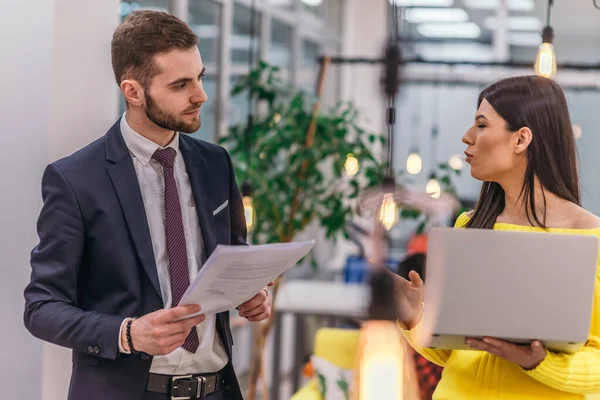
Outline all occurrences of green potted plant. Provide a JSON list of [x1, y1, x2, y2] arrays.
[[220, 61, 385, 248]]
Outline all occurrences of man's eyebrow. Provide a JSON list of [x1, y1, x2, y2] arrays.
[[167, 67, 206, 86]]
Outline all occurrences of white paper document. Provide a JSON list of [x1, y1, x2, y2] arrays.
[[176, 240, 315, 318]]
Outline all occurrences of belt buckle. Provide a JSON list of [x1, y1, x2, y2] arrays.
[[171, 375, 206, 400]]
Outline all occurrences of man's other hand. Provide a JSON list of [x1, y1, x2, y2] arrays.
[[237, 288, 271, 322], [125, 304, 205, 356]]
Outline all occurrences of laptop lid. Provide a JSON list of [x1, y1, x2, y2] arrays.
[[421, 227, 598, 353]]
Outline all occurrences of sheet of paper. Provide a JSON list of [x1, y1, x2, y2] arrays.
[[176, 240, 315, 319]]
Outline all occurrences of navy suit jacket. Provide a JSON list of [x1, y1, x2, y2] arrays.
[[24, 120, 247, 400]]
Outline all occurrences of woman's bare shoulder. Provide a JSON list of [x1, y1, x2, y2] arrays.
[[571, 206, 600, 230]]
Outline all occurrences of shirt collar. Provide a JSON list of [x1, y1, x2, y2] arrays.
[[120, 112, 180, 167]]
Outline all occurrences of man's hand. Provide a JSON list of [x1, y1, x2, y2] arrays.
[[123, 304, 205, 356], [237, 287, 272, 322], [465, 337, 547, 370]]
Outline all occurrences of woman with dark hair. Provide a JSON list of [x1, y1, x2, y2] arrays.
[[394, 75, 600, 399]]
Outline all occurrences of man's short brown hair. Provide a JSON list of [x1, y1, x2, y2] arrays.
[[111, 10, 198, 89]]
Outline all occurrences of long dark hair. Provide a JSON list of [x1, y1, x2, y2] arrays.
[[466, 76, 580, 229]]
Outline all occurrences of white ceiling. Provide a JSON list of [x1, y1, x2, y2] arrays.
[[399, 0, 600, 64]]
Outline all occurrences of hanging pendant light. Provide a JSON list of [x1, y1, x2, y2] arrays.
[[448, 154, 464, 171], [345, 153, 360, 176], [406, 152, 422, 175], [534, 0, 557, 78], [406, 93, 422, 175], [355, 4, 406, 398], [354, 8, 459, 392], [241, 181, 255, 231], [378, 179, 399, 231], [426, 173, 442, 199], [425, 87, 441, 199], [240, 0, 258, 232]]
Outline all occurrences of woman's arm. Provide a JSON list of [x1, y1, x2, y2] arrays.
[[396, 213, 473, 366], [400, 319, 452, 367], [522, 274, 600, 394], [522, 336, 600, 394]]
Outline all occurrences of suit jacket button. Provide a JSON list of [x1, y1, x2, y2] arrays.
[[87, 346, 94, 353], [94, 346, 100, 354]]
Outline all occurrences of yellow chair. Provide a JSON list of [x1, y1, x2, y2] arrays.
[[291, 326, 422, 400], [290, 327, 360, 400]]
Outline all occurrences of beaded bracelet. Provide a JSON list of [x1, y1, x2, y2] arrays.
[[126, 318, 138, 354]]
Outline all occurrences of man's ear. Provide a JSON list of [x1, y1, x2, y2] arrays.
[[120, 79, 145, 107], [515, 127, 533, 155]]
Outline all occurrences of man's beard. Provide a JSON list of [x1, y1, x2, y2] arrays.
[[144, 92, 201, 134]]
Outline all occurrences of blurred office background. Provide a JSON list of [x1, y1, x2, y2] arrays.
[[1, 0, 599, 399]]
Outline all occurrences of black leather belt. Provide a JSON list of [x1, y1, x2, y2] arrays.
[[147, 371, 222, 399]]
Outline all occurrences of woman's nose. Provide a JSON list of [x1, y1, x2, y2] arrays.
[[462, 126, 475, 145]]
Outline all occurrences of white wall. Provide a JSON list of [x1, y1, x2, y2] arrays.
[[340, 0, 388, 140], [0, 0, 120, 399], [567, 90, 600, 214], [0, 0, 55, 398], [43, 2, 120, 399], [48, 0, 120, 160]]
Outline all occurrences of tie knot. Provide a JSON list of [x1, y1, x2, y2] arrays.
[[152, 147, 176, 168]]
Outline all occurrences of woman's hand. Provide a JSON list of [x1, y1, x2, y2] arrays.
[[465, 337, 547, 370], [390, 270, 425, 330]]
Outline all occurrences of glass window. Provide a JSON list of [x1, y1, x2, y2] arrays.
[[191, 76, 217, 142], [189, 1, 220, 65], [267, 0, 296, 10], [300, 0, 328, 18], [119, 0, 169, 20], [301, 39, 320, 68], [228, 76, 250, 127], [268, 19, 293, 73], [232, 4, 261, 65], [298, 39, 320, 94]]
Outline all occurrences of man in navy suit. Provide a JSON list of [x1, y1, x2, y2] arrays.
[[23, 10, 271, 400]]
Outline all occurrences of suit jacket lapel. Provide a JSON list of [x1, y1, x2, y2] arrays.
[[179, 136, 217, 261], [104, 120, 162, 299]]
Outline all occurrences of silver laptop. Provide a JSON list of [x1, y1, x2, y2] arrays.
[[421, 227, 598, 354]]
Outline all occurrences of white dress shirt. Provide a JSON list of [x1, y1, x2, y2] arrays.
[[118, 113, 229, 374]]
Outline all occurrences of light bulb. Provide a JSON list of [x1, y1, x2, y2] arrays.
[[448, 154, 465, 171], [426, 177, 441, 199], [534, 27, 556, 78], [378, 193, 398, 231], [406, 152, 422, 175], [534, 43, 557, 78], [356, 320, 405, 400], [345, 153, 359, 176], [243, 196, 255, 231]]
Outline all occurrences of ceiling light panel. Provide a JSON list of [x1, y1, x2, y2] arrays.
[[417, 22, 481, 38], [391, 0, 454, 6], [406, 8, 469, 23], [484, 16, 543, 31], [464, 0, 534, 11]]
